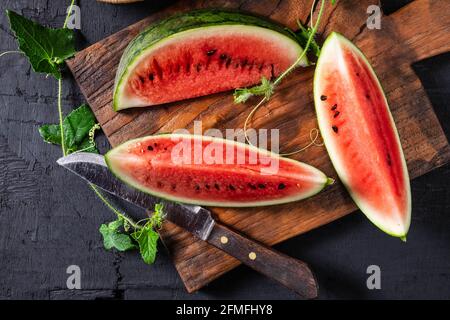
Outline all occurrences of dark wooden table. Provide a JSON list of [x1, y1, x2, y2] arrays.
[[0, 0, 448, 299]]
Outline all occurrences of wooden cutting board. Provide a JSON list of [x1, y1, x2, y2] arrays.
[[67, 0, 450, 293]]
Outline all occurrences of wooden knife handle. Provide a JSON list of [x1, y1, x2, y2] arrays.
[[207, 222, 318, 299]]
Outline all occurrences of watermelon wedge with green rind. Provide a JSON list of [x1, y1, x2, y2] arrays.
[[105, 134, 332, 207], [314, 32, 411, 239], [113, 10, 307, 110]]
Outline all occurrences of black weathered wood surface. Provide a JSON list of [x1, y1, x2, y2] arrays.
[[0, 0, 449, 299]]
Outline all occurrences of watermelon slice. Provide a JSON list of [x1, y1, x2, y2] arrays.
[[314, 32, 411, 239], [105, 134, 332, 207], [113, 10, 307, 110]]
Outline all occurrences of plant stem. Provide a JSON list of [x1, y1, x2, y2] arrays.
[[63, 0, 75, 29], [57, 78, 67, 156], [273, 0, 325, 86], [90, 184, 142, 230], [58, 0, 142, 229], [0, 50, 23, 58], [244, 0, 327, 146]]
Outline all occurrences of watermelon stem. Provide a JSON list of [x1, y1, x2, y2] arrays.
[[0, 50, 23, 58], [310, 0, 317, 28], [273, 0, 325, 86], [90, 183, 142, 230], [57, 78, 67, 156], [63, 0, 76, 29], [279, 128, 324, 156], [234, 0, 328, 105], [57, 1, 145, 232], [242, 0, 329, 154]]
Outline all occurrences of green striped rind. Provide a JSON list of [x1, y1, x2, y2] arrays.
[[113, 9, 307, 111], [105, 134, 331, 207]]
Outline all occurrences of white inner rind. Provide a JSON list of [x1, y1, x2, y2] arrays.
[[114, 25, 306, 110], [314, 33, 411, 237], [105, 134, 329, 207]]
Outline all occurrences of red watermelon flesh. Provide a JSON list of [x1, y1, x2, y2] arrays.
[[125, 28, 297, 106], [105, 134, 332, 207], [314, 33, 411, 238], [116, 25, 304, 110]]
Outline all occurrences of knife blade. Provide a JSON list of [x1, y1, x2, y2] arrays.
[[57, 152, 318, 299], [57, 152, 215, 240]]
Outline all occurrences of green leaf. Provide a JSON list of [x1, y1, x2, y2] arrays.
[[131, 227, 159, 264], [39, 124, 61, 145], [78, 137, 98, 154], [38, 104, 99, 154], [6, 10, 76, 79], [99, 223, 136, 252], [64, 104, 97, 151], [108, 218, 124, 231]]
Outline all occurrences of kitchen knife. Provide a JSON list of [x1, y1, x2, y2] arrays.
[[57, 152, 318, 299]]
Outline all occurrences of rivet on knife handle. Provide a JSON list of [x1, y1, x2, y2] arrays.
[[208, 222, 318, 299]]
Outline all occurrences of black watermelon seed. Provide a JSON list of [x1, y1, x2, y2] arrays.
[[320, 95, 327, 101], [332, 126, 338, 133], [214, 183, 220, 190], [331, 104, 337, 110], [139, 76, 145, 83], [248, 183, 257, 190], [195, 185, 200, 191], [206, 49, 217, 56], [229, 185, 236, 191], [205, 184, 210, 190], [148, 73, 154, 81], [258, 184, 266, 189], [220, 54, 227, 60], [366, 94, 370, 99], [147, 145, 154, 151], [278, 183, 286, 190], [386, 154, 392, 166], [333, 111, 340, 118], [171, 184, 176, 190]]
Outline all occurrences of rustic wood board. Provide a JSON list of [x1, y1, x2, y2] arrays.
[[67, 0, 450, 293]]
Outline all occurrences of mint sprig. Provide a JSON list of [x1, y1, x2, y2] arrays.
[[100, 204, 165, 264], [131, 227, 159, 264], [100, 218, 137, 252]]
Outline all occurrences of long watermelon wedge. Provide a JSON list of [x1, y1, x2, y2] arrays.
[[113, 10, 307, 110], [105, 134, 332, 207], [314, 32, 411, 239]]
